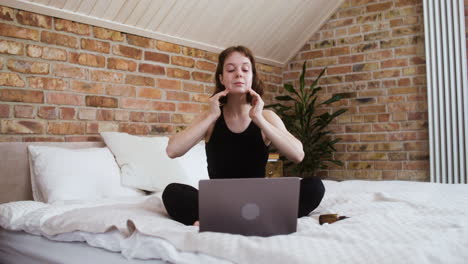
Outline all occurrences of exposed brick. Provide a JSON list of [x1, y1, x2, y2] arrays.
[[23, 136, 64, 142], [113, 45, 142, 59], [0, 6, 14, 21], [191, 94, 210, 103], [348, 162, 373, 170], [28, 77, 67, 91], [367, 2, 393, 12], [1, 120, 44, 134], [41, 31, 78, 48], [90, 70, 124, 83], [127, 34, 155, 48], [7, 59, 49, 74], [78, 108, 96, 120], [125, 75, 155, 86], [70, 81, 104, 94], [392, 25, 422, 37], [0, 89, 43, 103], [54, 18, 90, 35], [81, 39, 110, 53], [38, 106, 57, 119], [167, 68, 190, 79], [196, 60, 216, 72], [47, 121, 85, 134], [105, 84, 136, 97], [145, 51, 170, 63], [85, 96, 118, 108], [70, 52, 105, 68], [93, 27, 125, 41], [0, 23, 39, 41], [151, 101, 176, 111], [183, 82, 204, 93], [114, 110, 130, 121], [60, 107, 76, 120], [177, 103, 202, 113], [0, 104, 9, 118], [381, 58, 408, 68], [145, 112, 160, 123], [155, 79, 180, 91], [28, 46, 67, 61], [192, 72, 213, 83], [53, 64, 88, 80], [105, 58, 135, 72], [119, 123, 150, 135], [16, 10, 52, 29], [167, 91, 190, 101], [171, 56, 195, 68], [137, 87, 162, 99], [0, 73, 25, 87], [139, 63, 165, 75], [13, 105, 34, 118], [96, 109, 114, 121], [0, 40, 24, 55], [150, 124, 173, 134], [46, 92, 83, 106], [172, 113, 195, 124], [129, 111, 144, 122], [181, 47, 206, 58], [156, 41, 181, 53]]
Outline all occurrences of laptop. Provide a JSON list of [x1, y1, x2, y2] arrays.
[[198, 177, 300, 237]]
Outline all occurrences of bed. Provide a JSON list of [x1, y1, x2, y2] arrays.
[[1, 136, 468, 264]]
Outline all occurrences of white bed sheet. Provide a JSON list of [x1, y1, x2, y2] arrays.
[[1, 180, 468, 264], [0, 228, 167, 264]]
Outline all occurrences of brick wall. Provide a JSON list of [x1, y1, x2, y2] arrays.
[[0, 6, 283, 142], [284, 0, 429, 181]]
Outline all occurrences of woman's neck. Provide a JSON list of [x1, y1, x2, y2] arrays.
[[223, 94, 250, 118]]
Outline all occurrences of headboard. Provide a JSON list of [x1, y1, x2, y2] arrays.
[[0, 142, 105, 204]]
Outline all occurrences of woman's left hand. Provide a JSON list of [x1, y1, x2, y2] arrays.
[[248, 88, 264, 122]]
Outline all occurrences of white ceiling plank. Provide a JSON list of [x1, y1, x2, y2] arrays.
[[31, 0, 50, 5], [89, 0, 111, 17], [144, 0, 174, 31], [76, 0, 97, 15], [63, 0, 81, 11], [135, 0, 162, 28], [125, 0, 151, 26], [113, 0, 139, 24], [101, 0, 125, 20], [48, 0, 66, 9]]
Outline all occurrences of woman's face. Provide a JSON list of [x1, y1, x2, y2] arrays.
[[220, 52, 253, 94]]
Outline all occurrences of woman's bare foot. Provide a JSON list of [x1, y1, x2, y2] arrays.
[[193, 221, 200, 226]]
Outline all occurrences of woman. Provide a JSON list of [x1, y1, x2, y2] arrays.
[[163, 46, 324, 225]]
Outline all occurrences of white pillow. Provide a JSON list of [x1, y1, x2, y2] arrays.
[[28, 145, 144, 203], [100, 132, 209, 191]]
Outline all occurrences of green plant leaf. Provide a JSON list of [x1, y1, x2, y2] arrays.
[[275, 95, 296, 101], [321, 94, 344, 105], [284, 83, 299, 97]]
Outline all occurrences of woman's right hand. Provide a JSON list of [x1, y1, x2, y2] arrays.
[[207, 89, 229, 121]]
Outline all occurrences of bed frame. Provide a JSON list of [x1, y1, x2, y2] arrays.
[[0, 142, 105, 204]]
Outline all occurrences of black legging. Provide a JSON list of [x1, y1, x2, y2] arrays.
[[162, 177, 325, 225]]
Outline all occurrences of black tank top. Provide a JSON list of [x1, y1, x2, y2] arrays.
[[205, 112, 269, 179]]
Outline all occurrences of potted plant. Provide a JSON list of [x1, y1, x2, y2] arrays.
[[266, 61, 347, 178]]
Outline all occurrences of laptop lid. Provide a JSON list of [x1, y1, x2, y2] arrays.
[[199, 177, 300, 237]]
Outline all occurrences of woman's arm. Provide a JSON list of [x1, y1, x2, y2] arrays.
[[249, 90, 304, 163], [166, 89, 229, 158]]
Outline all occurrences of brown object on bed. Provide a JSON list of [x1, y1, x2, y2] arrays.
[[319, 214, 349, 225], [0, 142, 105, 204]]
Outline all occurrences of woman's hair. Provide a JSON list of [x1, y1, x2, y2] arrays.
[[214, 46, 264, 104]]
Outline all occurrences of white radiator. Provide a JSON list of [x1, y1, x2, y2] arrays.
[[423, 0, 468, 183]]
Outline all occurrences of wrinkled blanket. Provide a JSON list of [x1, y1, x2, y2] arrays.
[[1, 180, 468, 264]]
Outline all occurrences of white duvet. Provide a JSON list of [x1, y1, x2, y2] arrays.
[[1, 180, 468, 264]]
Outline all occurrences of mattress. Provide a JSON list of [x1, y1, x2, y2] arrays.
[[1, 180, 467, 264]]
